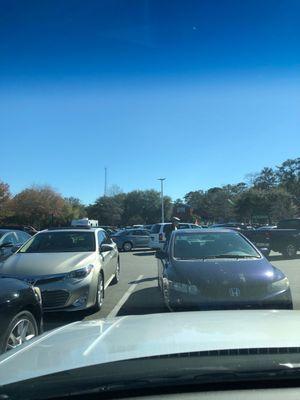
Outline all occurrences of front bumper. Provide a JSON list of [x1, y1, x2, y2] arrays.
[[38, 275, 97, 312], [168, 288, 293, 311]]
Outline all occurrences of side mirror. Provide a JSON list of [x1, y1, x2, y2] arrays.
[[155, 249, 168, 259], [12, 244, 22, 252], [260, 247, 270, 257], [100, 243, 114, 253]]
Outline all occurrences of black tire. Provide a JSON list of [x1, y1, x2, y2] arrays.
[[111, 258, 120, 285], [92, 273, 104, 312], [122, 242, 133, 252], [1, 311, 38, 354], [282, 244, 297, 259]]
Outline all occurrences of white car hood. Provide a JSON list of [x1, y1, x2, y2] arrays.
[[1, 310, 300, 386], [0, 252, 95, 276]]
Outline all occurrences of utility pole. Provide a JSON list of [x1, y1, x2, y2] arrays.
[[104, 167, 108, 196], [158, 178, 166, 223]]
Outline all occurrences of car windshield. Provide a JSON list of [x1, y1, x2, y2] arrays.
[[173, 232, 260, 260], [19, 232, 95, 253], [1, 0, 300, 396]]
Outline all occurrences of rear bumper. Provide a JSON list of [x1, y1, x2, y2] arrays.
[[168, 288, 293, 311]]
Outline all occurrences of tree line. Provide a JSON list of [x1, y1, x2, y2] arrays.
[[0, 158, 299, 228]]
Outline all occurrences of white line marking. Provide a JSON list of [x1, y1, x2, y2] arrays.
[[104, 273, 115, 289], [107, 274, 144, 318]]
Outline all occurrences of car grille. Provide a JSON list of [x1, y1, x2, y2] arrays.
[[201, 283, 266, 300], [41, 290, 69, 308]]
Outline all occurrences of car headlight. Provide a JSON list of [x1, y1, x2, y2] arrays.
[[66, 265, 94, 281], [171, 281, 199, 295], [268, 277, 289, 293]]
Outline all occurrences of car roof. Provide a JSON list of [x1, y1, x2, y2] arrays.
[[40, 227, 105, 233], [0, 229, 11, 233], [174, 228, 238, 234]]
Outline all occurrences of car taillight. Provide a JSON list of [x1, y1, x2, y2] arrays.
[[159, 233, 164, 241]]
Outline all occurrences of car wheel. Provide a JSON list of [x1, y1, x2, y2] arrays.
[[122, 242, 133, 252], [111, 258, 120, 285], [283, 244, 297, 259], [1, 311, 38, 354], [93, 273, 104, 312]]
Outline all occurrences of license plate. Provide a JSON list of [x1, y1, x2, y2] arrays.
[[256, 243, 269, 247]]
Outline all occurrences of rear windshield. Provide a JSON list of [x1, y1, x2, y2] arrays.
[[151, 224, 161, 234], [19, 231, 96, 253], [173, 232, 259, 260]]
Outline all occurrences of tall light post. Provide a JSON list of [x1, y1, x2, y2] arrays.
[[158, 178, 166, 223]]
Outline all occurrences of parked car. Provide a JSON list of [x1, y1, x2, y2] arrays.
[[0, 277, 43, 354], [157, 229, 292, 311], [256, 225, 277, 230], [257, 219, 300, 258], [0, 225, 38, 236], [143, 224, 153, 231], [149, 223, 202, 250], [111, 229, 150, 251], [0, 228, 120, 312], [0, 229, 31, 262], [98, 226, 118, 236]]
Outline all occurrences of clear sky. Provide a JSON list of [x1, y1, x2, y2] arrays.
[[1, 0, 300, 204]]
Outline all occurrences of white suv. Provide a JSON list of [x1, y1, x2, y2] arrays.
[[149, 223, 201, 250]]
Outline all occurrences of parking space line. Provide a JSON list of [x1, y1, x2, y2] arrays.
[[107, 274, 144, 318]]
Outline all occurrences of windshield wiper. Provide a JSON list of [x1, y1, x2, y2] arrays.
[[203, 254, 260, 259]]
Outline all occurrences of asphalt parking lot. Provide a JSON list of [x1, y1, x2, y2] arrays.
[[44, 250, 300, 331]]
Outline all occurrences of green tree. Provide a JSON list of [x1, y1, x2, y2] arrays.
[[10, 185, 66, 228], [87, 194, 125, 226], [62, 197, 87, 224], [0, 180, 12, 222], [276, 158, 300, 204], [252, 167, 277, 190]]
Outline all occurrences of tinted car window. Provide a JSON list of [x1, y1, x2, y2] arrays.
[[151, 224, 161, 233], [178, 224, 190, 229], [97, 231, 106, 245], [163, 224, 172, 233], [20, 231, 96, 253]]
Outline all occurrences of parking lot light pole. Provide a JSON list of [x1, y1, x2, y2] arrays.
[[158, 178, 166, 223]]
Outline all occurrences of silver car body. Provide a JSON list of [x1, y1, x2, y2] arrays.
[[0, 310, 300, 386], [0, 228, 119, 311]]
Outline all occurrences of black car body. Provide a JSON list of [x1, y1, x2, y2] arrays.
[[0, 229, 32, 262], [0, 277, 43, 353], [157, 229, 292, 311], [262, 219, 300, 258]]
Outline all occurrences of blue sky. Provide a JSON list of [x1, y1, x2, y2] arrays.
[[1, 0, 300, 204]]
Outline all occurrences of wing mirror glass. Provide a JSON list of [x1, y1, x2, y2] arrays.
[[100, 244, 114, 253]]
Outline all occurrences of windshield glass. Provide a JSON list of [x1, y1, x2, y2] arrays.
[[19, 232, 95, 253], [173, 232, 260, 259]]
